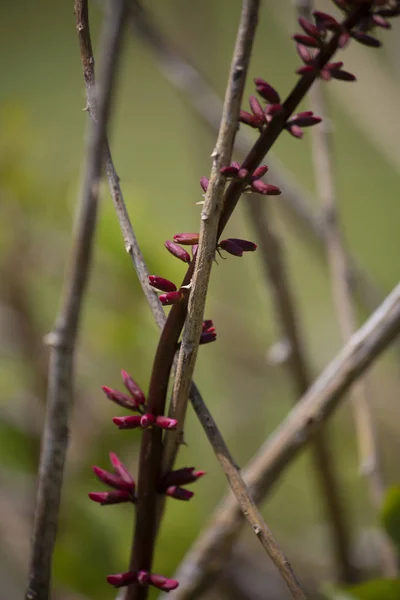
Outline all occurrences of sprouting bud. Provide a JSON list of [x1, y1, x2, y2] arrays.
[[200, 176, 209, 192], [155, 416, 178, 430], [159, 291, 184, 306], [173, 233, 200, 245], [88, 491, 133, 505], [219, 239, 243, 257], [101, 386, 138, 411], [252, 165, 269, 179], [148, 276, 177, 293], [250, 180, 281, 195], [107, 572, 138, 588], [165, 240, 191, 264], [148, 574, 179, 592], [164, 486, 194, 501], [121, 370, 146, 406], [298, 16, 321, 38], [240, 110, 261, 129], [351, 31, 381, 48], [113, 414, 177, 430], [228, 238, 257, 252], [293, 34, 321, 48], [162, 467, 206, 487], [254, 78, 281, 104], [92, 466, 134, 492], [107, 571, 179, 591], [109, 452, 134, 486]]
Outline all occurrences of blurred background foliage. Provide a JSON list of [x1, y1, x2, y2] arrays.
[[1, 0, 400, 598]]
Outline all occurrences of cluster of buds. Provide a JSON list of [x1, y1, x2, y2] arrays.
[[107, 570, 179, 592], [220, 161, 281, 195], [102, 371, 178, 431], [218, 238, 257, 258]]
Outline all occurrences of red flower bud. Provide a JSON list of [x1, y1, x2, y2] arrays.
[[173, 233, 200, 245], [159, 291, 184, 306], [250, 180, 281, 195], [253, 78, 280, 104], [200, 176, 209, 192], [252, 165, 269, 179], [121, 370, 146, 406], [107, 572, 138, 588], [249, 95, 264, 119], [140, 413, 155, 428], [149, 574, 179, 592], [293, 34, 321, 48], [228, 238, 257, 252], [92, 466, 134, 492], [113, 415, 142, 429], [109, 452, 134, 486], [101, 386, 138, 411], [298, 16, 321, 38], [165, 240, 191, 263], [148, 276, 177, 293], [155, 416, 178, 430], [162, 467, 206, 487], [88, 491, 132, 505], [240, 110, 261, 129], [165, 485, 194, 501], [219, 239, 243, 257]]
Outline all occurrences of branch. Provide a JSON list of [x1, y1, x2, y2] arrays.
[[247, 196, 354, 582], [129, 0, 389, 320], [25, 2, 127, 599], [295, 0, 397, 577], [171, 281, 400, 599]]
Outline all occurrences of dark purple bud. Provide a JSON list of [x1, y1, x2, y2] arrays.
[[249, 95, 265, 119], [377, 7, 400, 17], [173, 233, 200, 245], [200, 176, 209, 192], [220, 165, 240, 177], [289, 114, 322, 127], [88, 491, 132, 505], [121, 370, 146, 405], [200, 332, 217, 345], [351, 31, 381, 47], [219, 239, 243, 257], [313, 11, 339, 30], [296, 65, 316, 75], [165, 485, 194, 501], [101, 386, 138, 411], [329, 68, 356, 82], [107, 571, 138, 588], [250, 180, 281, 195], [149, 574, 179, 592], [252, 165, 269, 179], [293, 34, 321, 48], [148, 276, 177, 293], [109, 452, 134, 486], [298, 16, 321, 38], [155, 416, 178, 430], [253, 78, 280, 104], [165, 240, 191, 263], [162, 467, 206, 487], [159, 291, 184, 306], [92, 466, 134, 492], [240, 110, 262, 129], [228, 238, 257, 252]]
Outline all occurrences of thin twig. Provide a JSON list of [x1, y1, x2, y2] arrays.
[[129, 0, 387, 318], [247, 196, 355, 582], [25, 3, 127, 599], [76, 9, 278, 600], [170, 281, 400, 599], [295, 0, 398, 577]]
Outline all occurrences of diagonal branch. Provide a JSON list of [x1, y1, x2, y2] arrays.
[[295, 0, 398, 577], [25, 2, 127, 599], [247, 196, 355, 582], [170, 282, 400, 599]]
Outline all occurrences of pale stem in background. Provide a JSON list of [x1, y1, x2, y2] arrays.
[[170, 282, 400, 599], [25, 1, 127, 599], [295, 0, 398, 578]]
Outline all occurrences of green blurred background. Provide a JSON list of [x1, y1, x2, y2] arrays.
[[1, 0, 400, 598]]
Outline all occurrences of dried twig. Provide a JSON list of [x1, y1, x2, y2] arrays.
[[171, 281, 400, 598], [247, 197, 354, 582], [295, 0, 397, 577], [129, 0, 387, 318], [25, 3, 127, 599]]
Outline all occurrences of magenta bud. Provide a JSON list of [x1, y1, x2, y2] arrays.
[[249, 95, 264, 119], [286, 124, 303, 138], [200, 176, 209, 192], [265, 103, 283, 117], [293, 34, 320, 48], [202, 319, 214, 332], [253, 78, 280, 104], [240, 110, 261, 129], [252, 165, 269, 179], [338, 31, 350, 48], [165, 485, 194, 501], [173, 233, 200, 245], [113, 415, 142, 429], [88, 491, 132, 505], [92, 466, 134, 492], [250, 180, 281, 195], [121, 370, 146, 405], [109, 452, 134, 486], [296, 43, 313, 64], [148, 276, 177, 293], [159, 291, 183, 306], [107, 571, 138, 588], [165, 240, 191, 264], [237, 168, 249, 179], [155, 416, 178, 430], [140, 413, 155, 428], [296, 65, 316, 75], [101, 386, 138, 411], [191, 244, 198, 258], [149, 574, 179, 591], [228, 238, 257, 252], [137, 571, 150, 586], [162, 467, 206, 487], [298, 16, 320, 38], [219, 239, 243, 257]]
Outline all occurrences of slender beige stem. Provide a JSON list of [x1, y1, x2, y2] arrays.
[[170, 282, 400, 599], [294, 0, 398, 578], [25, 2, 127, 599], [247, 196, 355, 582]]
